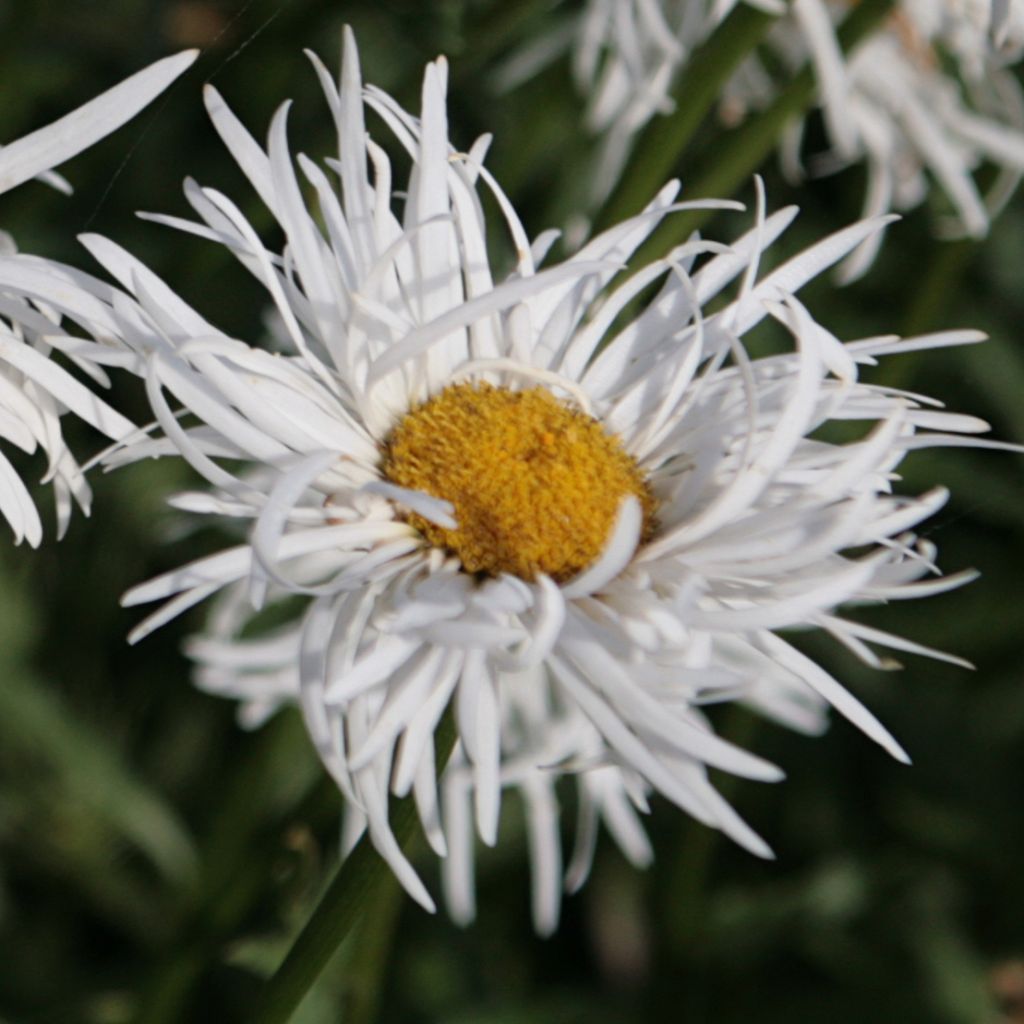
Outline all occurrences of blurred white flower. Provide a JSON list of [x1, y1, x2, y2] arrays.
[[991, 0, 1024, 49], [0, 32, 1010, 933], [513, 0, 1024, 276], [729, 0, 1024, 278], [499, 0, 782, 210], [0, 50, 196, 544]]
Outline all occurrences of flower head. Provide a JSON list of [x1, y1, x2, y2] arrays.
[[518, 0, 1024, 277], [0, 31, 1009, 933], [727, 0, 1024, 278]]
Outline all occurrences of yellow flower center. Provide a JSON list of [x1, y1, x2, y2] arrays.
[[382, 382, 656, 582]]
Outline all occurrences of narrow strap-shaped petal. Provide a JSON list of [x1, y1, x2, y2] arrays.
[[0, 50, 197, 195]]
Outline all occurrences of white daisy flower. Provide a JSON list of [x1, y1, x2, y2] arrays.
[[729, 0, 1024, 279], [0, 32, 1010, 933], [0, 50, 196, 544], [513, 0, 1024, 275]]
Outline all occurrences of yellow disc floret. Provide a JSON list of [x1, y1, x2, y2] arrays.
[[382, 382, 656, 582]]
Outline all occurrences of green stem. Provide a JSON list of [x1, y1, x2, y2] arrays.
[[595, 4, 777, 232], [132, 716, 330, 1024], [252, 805, 416, 1024], [902, 238, 977, 332], [340, 870, 406, 1024], [253, 712, 458, 1024], [889, 160, 1001, 388], [624, 0, 896, 268], [865, 235, 976, 397]]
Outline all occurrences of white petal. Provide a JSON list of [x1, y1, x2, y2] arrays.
[[0, 51, 197, 195], [561, 495, 642, 598]]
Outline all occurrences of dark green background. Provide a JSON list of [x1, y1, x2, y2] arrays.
[[0, 1, 1022, 1021]]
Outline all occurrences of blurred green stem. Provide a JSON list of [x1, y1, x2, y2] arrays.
[[252, 813, 413, 1024], [901, 239, 978, 339], [339, 856, 406, 1024], [905, 237, 974, 337], [880, 237, 978, 393], [132, 715, 330, 1024], [888, 161, 1001, 389], [253, 712, 457, 1024]]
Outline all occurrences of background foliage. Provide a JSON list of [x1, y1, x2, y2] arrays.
[[0, 1, 1022, 1021]]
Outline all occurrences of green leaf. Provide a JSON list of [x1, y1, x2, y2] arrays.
[[253, 711, 457, 1024], [0, 667, 198, 888]]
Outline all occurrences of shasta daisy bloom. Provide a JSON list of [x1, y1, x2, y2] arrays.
[[0, 32, 1011, 932], [0, 49, 196, 545], [516, 0, 1024, 275], [727, 0, 1024, 279]]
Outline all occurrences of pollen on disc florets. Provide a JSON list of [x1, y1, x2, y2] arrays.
[[381, 381, 656, 582]]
